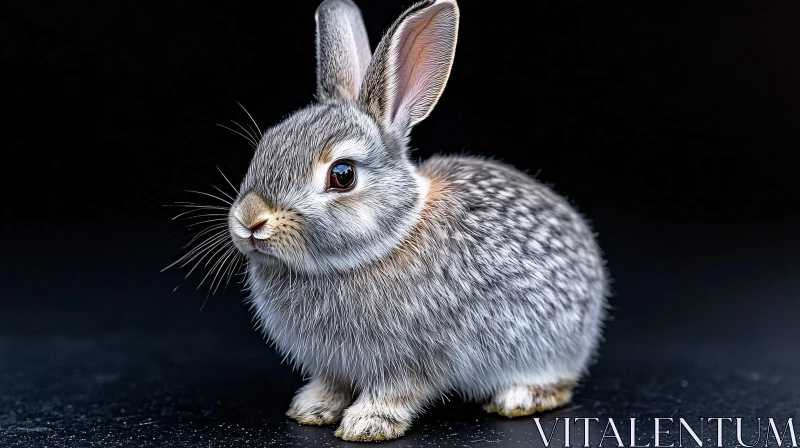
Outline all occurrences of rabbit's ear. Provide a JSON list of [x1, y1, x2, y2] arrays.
[[315, 0, 372, 101], [359, 0, 459, 137]]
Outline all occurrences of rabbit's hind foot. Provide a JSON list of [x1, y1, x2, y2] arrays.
[[483, 379, 575, 418]]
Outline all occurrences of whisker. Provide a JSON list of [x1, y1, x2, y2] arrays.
[[217, 252, 237, 294], [216, 123, 257, 149], [217, 166, 240, 197], [173, 201, 222, 206], [202, 238, 234, 270], [170, 208, 227, 220], [183, 225, 228, 247], [162, 230, 227, 271], [184, 236, 230, 277], [165, 203, 228, 211], [165, 223, 221, 245], [171, 208, 208, 220], [231, 119, 258, 145], [237, 101, 262, 135], [178, 229, 228, 262], [186, 218, 229, 228], [181, 189, 232, 206], [185, 220, 228, 234], [199, 245, 236, 290], [184, 228, 228, 253], [223, 254, 242, 291], [246, 124, 259, 144], [180, 212, 228, 221], [210, 184, 236, 203], [181, 226, 227, 252], [237, 260, 249, 285], [165, 163, 245, 302], [211, 247, 239, 294], [198, 246, 237, 311]]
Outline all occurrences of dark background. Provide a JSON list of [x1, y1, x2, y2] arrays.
[[4, 0, 800, 224], [2, 0, 799, 447]]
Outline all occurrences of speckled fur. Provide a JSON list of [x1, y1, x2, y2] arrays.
[[228, 0, 608, 442]]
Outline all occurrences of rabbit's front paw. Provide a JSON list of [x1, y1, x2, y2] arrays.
[[286, 377, 352, 425], [483, 380, 575, 418], [334, 399, 412, 441]]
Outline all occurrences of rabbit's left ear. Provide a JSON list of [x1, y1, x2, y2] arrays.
[[359, 0, 459, 138], [316, 0, 372, 101]]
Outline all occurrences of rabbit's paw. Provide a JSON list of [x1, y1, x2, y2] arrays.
[[483, 380, 574, 418], [286, 377, 352, 425], [334, 399, 412, 442]]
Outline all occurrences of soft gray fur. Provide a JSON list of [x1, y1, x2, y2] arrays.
[[315, 0, 371, 101], [226, 0, 608, 441]]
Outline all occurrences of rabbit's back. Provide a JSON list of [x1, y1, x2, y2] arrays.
[[248, 155, 607, 398], [416, 155, 607, 395]]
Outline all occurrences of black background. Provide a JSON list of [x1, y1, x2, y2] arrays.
[[5, 0, 800, 224], [2, 1, 800, 447]]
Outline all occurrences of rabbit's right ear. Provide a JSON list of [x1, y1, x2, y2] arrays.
[[358, 0, 459, 138], [315, 0, 372, 102]]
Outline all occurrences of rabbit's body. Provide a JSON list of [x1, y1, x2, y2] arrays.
[[248, 155, 605, 400], [219, 0, 608, 441]]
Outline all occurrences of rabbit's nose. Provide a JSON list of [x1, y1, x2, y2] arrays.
[[246, 217, 274, 241], [231, 192, 275, 240], [245, 216, 268, 232]]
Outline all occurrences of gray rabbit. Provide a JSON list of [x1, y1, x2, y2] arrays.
[[225, 0, 608, 441]]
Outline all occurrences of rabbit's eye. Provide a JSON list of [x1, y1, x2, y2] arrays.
[[327, 161, 356, 192]]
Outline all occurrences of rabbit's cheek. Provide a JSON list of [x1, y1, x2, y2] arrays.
[[329, 195, 379, 236]]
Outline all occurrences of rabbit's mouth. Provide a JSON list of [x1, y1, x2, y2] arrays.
[[228, 229, 276, 262], [242, 236, 269, 255], [248, 239, 281, 260]]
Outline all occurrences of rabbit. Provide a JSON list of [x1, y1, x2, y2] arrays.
[[225, 0, 608, 441]]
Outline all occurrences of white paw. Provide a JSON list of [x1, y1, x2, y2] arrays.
[[483, 382, 573, 418], [286, 378, 352, 425], [334, 400, 412, 442]]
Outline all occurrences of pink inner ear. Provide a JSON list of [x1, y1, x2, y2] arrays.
[[347, 20, 372, 99], [391, 3, 454, 126]]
